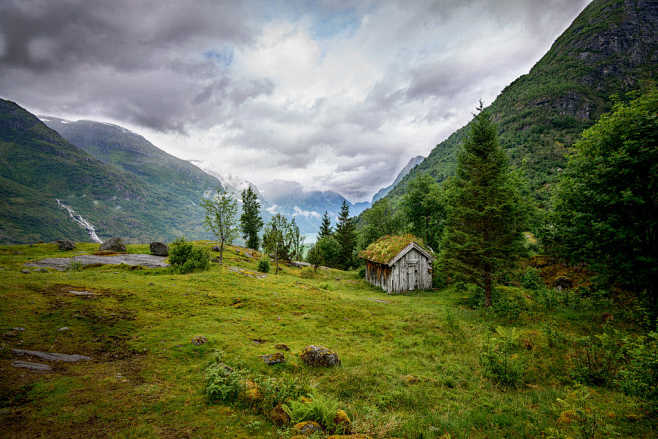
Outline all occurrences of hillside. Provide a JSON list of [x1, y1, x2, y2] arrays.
[[42, 117, 221, 214], [1, 242, 654, 437], [384, 0, 658, 205], [0, 100, 218, 243]]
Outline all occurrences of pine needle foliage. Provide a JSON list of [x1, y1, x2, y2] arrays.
[[439, 104, 527, 306]]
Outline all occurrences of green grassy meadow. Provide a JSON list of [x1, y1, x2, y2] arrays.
[[0, 242, 654, 438]]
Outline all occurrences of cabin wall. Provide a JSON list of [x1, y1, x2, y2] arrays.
[[365, 248, 432, 294], [365, 261, 391, 291]]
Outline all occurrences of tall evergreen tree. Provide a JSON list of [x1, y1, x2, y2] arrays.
[[319, 211, 333, 238], [239, 186, 263, 250], [439, 104, 526, 306], [334, 200, 356, 269]]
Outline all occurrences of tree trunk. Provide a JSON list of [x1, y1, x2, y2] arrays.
[[484, 270, 492, 307], [219, 240, 224, 265], [275, 242, 279, 274]]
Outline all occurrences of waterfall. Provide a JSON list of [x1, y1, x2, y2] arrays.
[[56, 199, 102, 243]]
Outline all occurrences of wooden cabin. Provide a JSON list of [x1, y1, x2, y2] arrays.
[[359, 234, 434, 294]]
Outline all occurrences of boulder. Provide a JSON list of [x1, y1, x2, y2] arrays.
[[334, 409, 351, 431], [99, 237, 126, 252], [300, 345, 340, 367], [269, 403, 290, 426], [275, 343, 291, 351], [149, 241, 168, 256], [261, 352, 285, 365], [56, 239, 76, 250], [294, 421, 322, 434], [191, 336, 207, 345]]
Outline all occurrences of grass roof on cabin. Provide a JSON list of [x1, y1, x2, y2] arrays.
[[358, 234, 431, 265]]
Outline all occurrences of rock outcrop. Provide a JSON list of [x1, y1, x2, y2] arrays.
[[99, 237, 127, 252], [149, 241, 168, 256]]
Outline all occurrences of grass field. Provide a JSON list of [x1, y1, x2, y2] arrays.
[[0, 242, 654, 438]]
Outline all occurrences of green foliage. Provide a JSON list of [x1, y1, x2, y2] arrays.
[[546, 89, 658, 314], [205, 354, 244, 403], [357, 267, 366, 279], [521, 266, 543, 290], [202, 189, 238, 264], [240, 187, 263, 250], [402, 173, 446, 250], [439, 106, 528, 306], [571, 325, 625, 387], [546, 385, 618, 439], [262, 214, 300, 273], [308, 236, 341, 269], [169, 237, 210, 274], [616, 331, 658, 405], [283, 392, 345, 433], [318, 211, 333, 239], [334, 200, 356, 269], [257, 258, 270, 273], [357, 197, 405, 251], [479, 326, 525, 388]]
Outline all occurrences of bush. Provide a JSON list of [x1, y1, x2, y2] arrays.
[[357, 267, 365, 279], [480, 326, 526, 388], [169, 238, 210, 274], [205, 354, 244, 403], [616, 331, 658, 404], [521, 266, 543, 290], [571, 325, 625, 386], [257, 259, 270, 273], [283, 392, 346, 433]]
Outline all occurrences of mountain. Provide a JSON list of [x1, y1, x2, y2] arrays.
[[380, 0, 658, 206], [371, 155, 424, 203], [0, 100, 221, 243]]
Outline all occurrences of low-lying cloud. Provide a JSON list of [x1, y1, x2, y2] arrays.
[[0, 0, 591, 201]]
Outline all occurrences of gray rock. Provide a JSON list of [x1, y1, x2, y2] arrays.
[[300, 345, 340, 367], [68, 290, 98, 296], [149, 242, 168, 256], [56, 239, 76, 251], [21, 269, 30, 274], [99, 237, 127, 252], [12, 327, 25, 331], [261, 352, 285, 365], [58, 327, 70, 332], [12, 360, 52, 371], [25, 254, 169, 271], [12, 348, 91, 362]]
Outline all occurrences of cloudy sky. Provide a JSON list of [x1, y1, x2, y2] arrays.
[[0, 0, 590, 202]]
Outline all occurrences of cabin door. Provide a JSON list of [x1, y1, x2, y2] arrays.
[[407, 260, 418, 290]]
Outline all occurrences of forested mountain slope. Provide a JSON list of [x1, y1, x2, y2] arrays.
[[385, 0, 657, 205], [0, 100, 217, 243]]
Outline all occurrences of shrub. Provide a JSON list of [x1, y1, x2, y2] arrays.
[[480, 326, 525, 388], [253, 375, 309, 411], [205, 354, 244, 403], [257, 258, 270, 273], [300, 267, 315, 279], [616, 331, 658, 404], [521, 266, 543, 290], [571, 325, 625, 386], [283, 392, 346, 433], [169, 238, 210, 274], [357, 267, 365, 279]]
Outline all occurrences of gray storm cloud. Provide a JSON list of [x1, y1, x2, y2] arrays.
[[0, 0, 591, 201]]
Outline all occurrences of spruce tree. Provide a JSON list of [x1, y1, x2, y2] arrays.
[[334, 200, 356, 269], [402, 173, 445, 250], [439, 104, 526, 306], [240, 186, 263, 250], [319, 211, 333, 238]]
